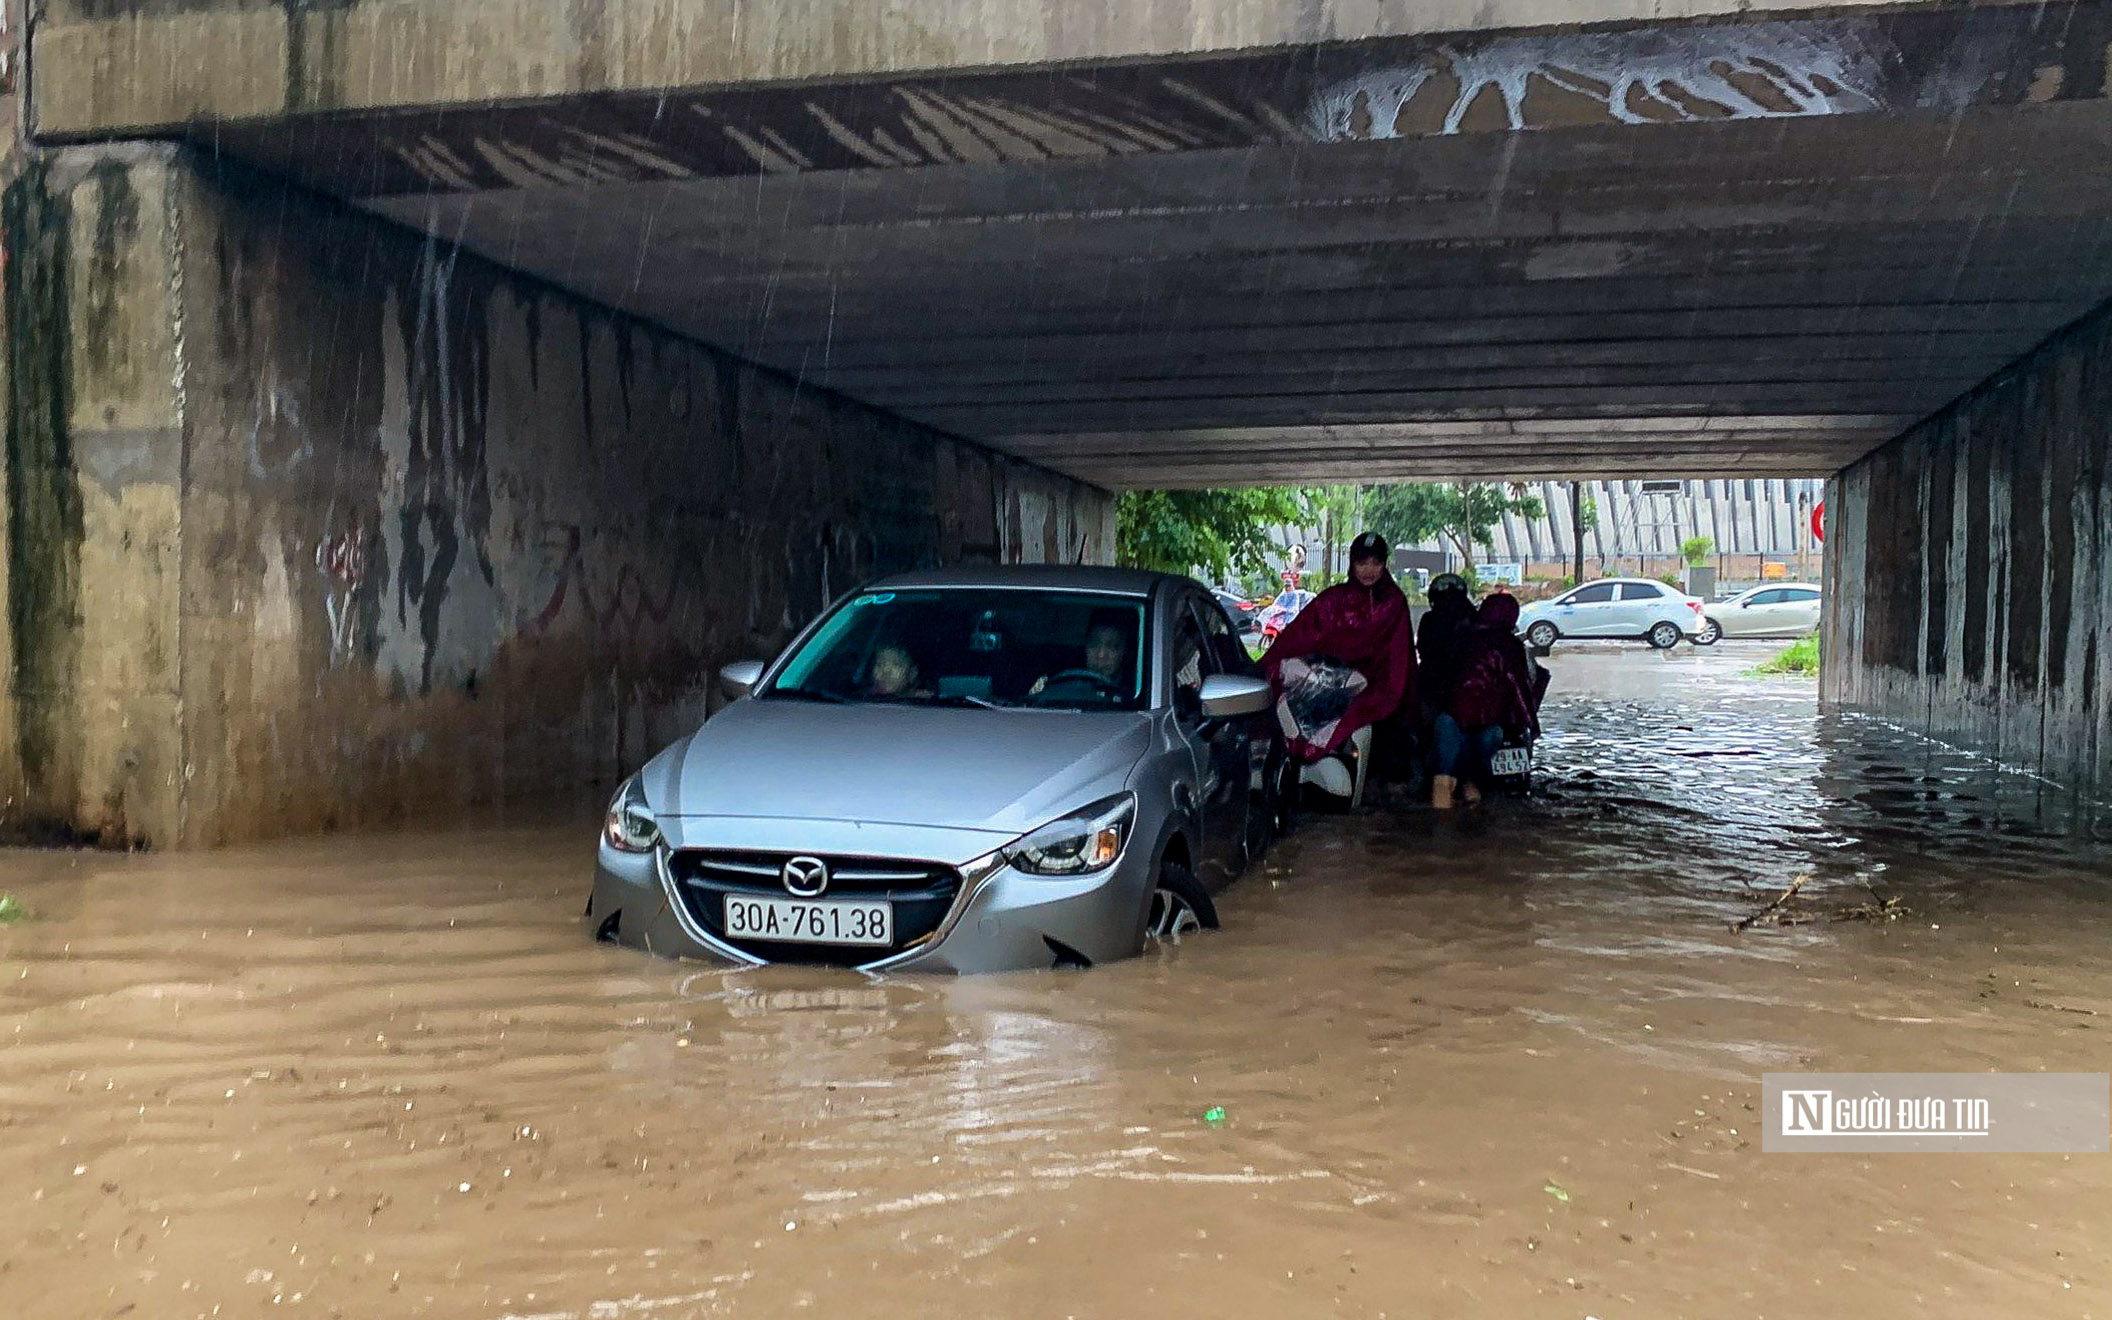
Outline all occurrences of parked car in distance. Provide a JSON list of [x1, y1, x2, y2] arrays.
[[1213, 588, 1260, 633], [1515, 577, 1707, 650], [1255, 589, 1313, 648], [588, 565, 1295, 974], [1698, 584, 1823, 643]]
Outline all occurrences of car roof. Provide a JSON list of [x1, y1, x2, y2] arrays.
[[863, 563, 1178, 597]]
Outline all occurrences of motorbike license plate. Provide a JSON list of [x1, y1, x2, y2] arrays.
[[1489, 746, 1532, 777], [723, 896, 893, 946]]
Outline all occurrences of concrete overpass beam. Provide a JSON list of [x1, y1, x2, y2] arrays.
[[34, 0, 1948, 138], [30, 3, 2112, 488]]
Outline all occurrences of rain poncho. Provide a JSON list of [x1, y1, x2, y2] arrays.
[[1261, 574, 1416, 762], [1447, 594, 1541, 740]]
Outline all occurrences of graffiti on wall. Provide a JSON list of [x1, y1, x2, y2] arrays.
[[1306, 22, 1905, 140], [315, 521, 368, 667], [246, 218, 1114, 717], [526, 526, 680, 635]]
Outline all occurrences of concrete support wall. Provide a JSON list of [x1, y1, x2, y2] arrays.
[[3, 148, 186, 844], [1, 144, 1110, 847], [1824, 299, 2111, 805]]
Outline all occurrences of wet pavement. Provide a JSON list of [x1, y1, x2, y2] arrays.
[[4, 645, 2110, 1319]]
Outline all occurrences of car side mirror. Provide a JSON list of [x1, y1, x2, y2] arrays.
[[1199, 673, 1272, 719], [719, 659, 766, 699]]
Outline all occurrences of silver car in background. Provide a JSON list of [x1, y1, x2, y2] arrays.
[[588, 566, 1293, 973], [1516, 576, 1708, 650], [1697, 583, 1823, 643]]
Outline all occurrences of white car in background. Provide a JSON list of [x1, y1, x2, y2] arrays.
[[1516, 577, 1708, 650], [1698, 584, 1823, 643]]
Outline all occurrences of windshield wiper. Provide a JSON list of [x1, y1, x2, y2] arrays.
[[914, 693, 1009, 710], [765, 687, 849, 704]]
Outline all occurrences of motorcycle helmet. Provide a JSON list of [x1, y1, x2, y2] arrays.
[[1348, 532, 1390, 564]]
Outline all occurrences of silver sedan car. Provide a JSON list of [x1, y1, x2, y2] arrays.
[[587, 566, 1293, 973]]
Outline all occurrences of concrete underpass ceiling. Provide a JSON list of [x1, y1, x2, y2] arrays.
[[150, 2, 2112, 486]]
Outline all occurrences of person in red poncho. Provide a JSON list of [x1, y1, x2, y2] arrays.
[[1260, 533, 1418, 795], [1433, 591, 1541, 809]]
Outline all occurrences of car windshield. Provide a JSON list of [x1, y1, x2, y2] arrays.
[[765, 588, 1151, 711]]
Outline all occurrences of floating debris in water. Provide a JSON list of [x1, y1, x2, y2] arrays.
[[1734, 876, 1912, 930]]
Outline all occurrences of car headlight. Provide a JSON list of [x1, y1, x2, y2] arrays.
[[1004, 794, 1136, 877], [602, 776, 661, 854]]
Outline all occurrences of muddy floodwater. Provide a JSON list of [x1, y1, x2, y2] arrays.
[[5, 646, 2110, 1319]]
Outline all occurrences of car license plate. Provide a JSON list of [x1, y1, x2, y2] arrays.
[[723, 896, 893, 946], [1489, 746, 1532, 776]]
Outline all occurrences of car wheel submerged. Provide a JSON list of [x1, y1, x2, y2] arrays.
[[1272, 753, 1301, 837], [1648, 620, 1683, 649], [1146, 861, 1218, 946], [1695, 618, 1723, 646], [1525, 621, 1559, 650]]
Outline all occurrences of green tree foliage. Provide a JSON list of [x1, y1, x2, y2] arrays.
[[1116, 488, 1311, 580], [1301, 484, 1367, 586], [1680, 535, 1716, 566], [1361, 482, 1545, 570]]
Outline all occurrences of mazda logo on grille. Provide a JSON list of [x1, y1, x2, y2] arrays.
[[780, 855, 830, 898]]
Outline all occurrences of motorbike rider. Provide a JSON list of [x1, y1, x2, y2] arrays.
[[1261, 533, 1417, 797], [1416, 572, 1477, 720], [1432, 592, 1540, 809]]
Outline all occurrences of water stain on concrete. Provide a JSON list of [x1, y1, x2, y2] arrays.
[[3, 160, 87, 825]]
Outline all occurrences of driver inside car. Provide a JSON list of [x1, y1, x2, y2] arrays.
[[861, 643, 926, 700], [1029, 611, 1133, 698]]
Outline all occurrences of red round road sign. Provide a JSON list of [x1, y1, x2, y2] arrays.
[[1812, 501, 1826, 544]]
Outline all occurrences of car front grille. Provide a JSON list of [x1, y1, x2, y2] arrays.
[[665, 849, 963, 966]]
